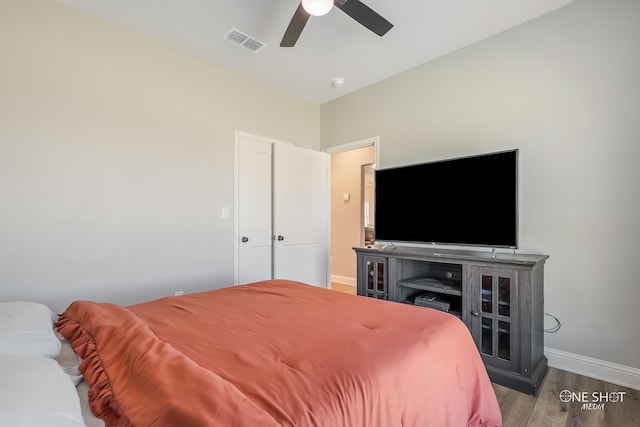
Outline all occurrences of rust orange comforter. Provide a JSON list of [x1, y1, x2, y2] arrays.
[[57, 279, 502, 427]]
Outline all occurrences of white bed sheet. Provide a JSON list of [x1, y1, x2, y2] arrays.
[[0, 355, 86, 427], [57, 335, 104, 427]]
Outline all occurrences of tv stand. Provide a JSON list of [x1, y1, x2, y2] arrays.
[[354, 245, 549, 395]]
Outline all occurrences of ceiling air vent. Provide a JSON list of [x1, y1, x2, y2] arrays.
[[223, 27, 266, 53]]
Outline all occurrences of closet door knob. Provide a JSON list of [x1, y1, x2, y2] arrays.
[[277, 235, 285, 241], [241, 236, 249, 243], [471, 311, 479, 317]]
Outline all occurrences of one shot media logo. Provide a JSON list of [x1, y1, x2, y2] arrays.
[[559, 389, 627, 410]]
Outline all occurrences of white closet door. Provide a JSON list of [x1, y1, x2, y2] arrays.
[[273, 142, 330, 287], [235, 133, 330, 288], [235, 134, 273, 285]]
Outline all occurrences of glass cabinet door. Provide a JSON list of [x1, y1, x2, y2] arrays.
[[362, 256, 388, 299], [473, 267, 518, 371]]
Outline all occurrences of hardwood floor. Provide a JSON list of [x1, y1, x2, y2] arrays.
[[330, 282, 639, 426], [496, 368, 639, 426], [330, 282, 356, 295]]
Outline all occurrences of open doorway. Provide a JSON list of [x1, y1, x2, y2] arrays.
[[325, 138, 378, 292]]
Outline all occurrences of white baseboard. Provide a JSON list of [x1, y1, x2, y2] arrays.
[[330, 275, 356, 286], [545, 347, 640, 391]]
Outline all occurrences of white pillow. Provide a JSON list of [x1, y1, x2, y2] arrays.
[[0, 355, 86, 427], [0, 301, 62, 358]]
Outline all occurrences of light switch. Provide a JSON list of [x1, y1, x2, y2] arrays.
[[221, 206, 230, 219], [343, 193, 350, 202]]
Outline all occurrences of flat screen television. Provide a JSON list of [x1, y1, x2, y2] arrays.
[[374, 149, 518, 248]]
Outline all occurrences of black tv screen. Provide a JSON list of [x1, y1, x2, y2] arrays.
[[374, 150, 518, 248]]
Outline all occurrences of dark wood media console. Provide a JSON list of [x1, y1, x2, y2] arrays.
[[354, 245, 549, 395]]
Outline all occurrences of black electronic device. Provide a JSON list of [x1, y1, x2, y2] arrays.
[[374, 149, 518, 248], [414, 293, 451, 312]]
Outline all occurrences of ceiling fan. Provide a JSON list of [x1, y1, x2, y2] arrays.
[[280, 0, 393, 47]]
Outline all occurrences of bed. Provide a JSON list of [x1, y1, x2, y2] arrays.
[[56, 279, 502, 427]]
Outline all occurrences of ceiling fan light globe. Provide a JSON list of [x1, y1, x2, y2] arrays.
[[301, 0, 333, 17]]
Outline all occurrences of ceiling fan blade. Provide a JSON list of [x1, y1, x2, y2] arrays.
[[280, 3, 310, 47], [334, 0, 393, 37]]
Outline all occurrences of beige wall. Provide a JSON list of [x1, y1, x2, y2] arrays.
[[330, 146, 375, 283], [0, 0, 319, 312], [321, 0, 640, 371]]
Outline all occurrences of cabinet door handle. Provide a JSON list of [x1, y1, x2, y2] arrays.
[[471, 311, 479, 317]]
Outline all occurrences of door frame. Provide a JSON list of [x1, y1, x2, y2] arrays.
[[322, 136, 380, 158], [323, 136, 380, 285]]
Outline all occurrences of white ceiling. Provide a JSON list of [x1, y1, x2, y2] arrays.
[[56, 0, 574, 104]]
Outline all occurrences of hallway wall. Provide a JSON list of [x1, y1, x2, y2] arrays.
[[330, 146, 375, 284]]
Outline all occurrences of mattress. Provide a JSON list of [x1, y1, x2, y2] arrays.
[[57, 279, 502, 427]]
